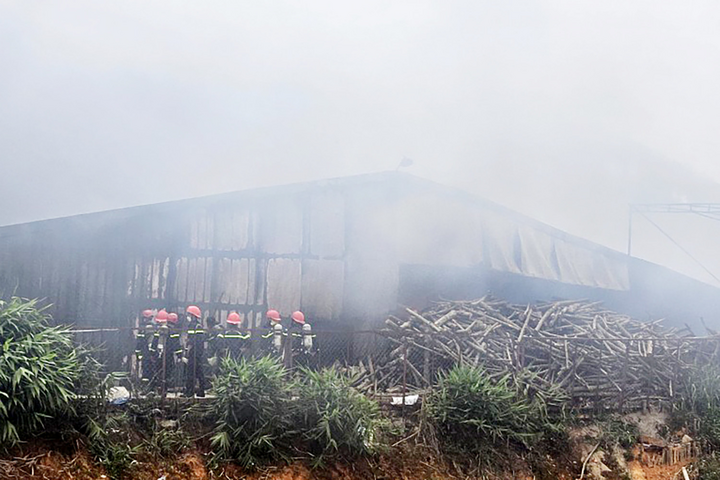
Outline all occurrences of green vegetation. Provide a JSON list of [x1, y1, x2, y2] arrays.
[[295, 367, 387, 465], [206, 358, 389, 469], [697, 453, 720, 480], [599, 417, 639, 450], [0, 297, 83, 446], [208, 355, 292, 468], [670, 364, 720, 448], [86, 412, 139, 480], [425, 365, 565, 453], [142, 420, 191, 459]]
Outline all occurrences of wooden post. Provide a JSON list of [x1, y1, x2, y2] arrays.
[[619, 340, 629, 411], [570, 342, 577, 406], [672, 340, 682, 399], [401, 340, 408, 420], [161, 346, 167, 403]]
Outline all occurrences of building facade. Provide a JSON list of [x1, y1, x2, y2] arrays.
[[0, 172, 717, 332]]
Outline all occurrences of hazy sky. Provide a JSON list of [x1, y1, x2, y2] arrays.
[[3, 1, 720, 284]]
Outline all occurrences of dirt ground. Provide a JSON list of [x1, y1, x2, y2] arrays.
[[0, 433, 693, 480], [627, 459, 692, 480], [0, 443, 571, 480]]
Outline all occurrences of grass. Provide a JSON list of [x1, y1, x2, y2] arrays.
[[208, 355, 292, 468], [425, 365, 566, 453], [0, 297, 83, 447], [294, 367, 388, 466]]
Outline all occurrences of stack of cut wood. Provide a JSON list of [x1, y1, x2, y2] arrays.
[[355, 297, 712, 407]]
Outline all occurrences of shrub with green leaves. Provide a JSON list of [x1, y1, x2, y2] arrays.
[[426, 365, 563, 453], [209, 355, 291, 468], [600, 417, 639, 450], [0, 297, 81, 446], [86, 412, 138, 480], [670, 364, 720, 446], [142, 422, 191, 459], [295, 367, 387, 464], [696, 453, 720, 480]]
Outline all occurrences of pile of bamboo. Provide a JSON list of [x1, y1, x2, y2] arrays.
[[356, 297, 713, 407]]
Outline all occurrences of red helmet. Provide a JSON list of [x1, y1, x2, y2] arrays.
[[167, 312, 179, 324], [186, 305, 202, 319], [142, 309, 153, 318], [227, 312, 241, 325], [155, 309, 169, 323], [291, 310, 305, 324], [266, 309, 281, 322]]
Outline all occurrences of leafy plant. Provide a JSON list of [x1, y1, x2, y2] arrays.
[[86, 412, 138, 480], [295, 367, 387, 465], [676, 364, 720, 416], [0, 297, 82, 446], [695, 453, 720, 480], [670, 364, 720, 446], [208, 355, 292, 468], [425, 365, 564, 453], [142, 421, 191, 458], [600, 417, 639, 450]]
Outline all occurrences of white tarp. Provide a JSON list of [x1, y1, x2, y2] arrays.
[[553, 240, 629, 290], [481, 211, 629, 290], [483, 213, 522, 275], [517, 226, 561, 282]]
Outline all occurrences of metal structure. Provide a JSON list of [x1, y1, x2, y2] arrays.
[[627, 203, 720, 284]]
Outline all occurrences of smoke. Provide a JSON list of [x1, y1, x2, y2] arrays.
[[2, 0, 720, 283]]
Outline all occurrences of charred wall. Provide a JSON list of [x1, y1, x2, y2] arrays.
[[0, 173, 716, 332]]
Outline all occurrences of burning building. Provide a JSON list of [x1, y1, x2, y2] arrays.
[[0, 172, 717, 331]]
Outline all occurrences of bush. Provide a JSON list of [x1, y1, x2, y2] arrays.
[[0, 297, 82, 446], [425, 365, 563, 453], [209, 355, 291, 468], [698, 407, 720, 450], [600, 417, 639, 450], [86, 412, 138, 480], [696, 453, 720, 480], [142, 421, 191, 459], [295, 367, 387, 464], [677, 364, 720, 416], [671, 364, 720, 447]]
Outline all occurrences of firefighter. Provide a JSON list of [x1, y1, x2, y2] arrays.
[[149, 309, 169, 390], [206, 315, 224, 376], [285, 310, 314, 368], [259, 309, 284, 358], [223, 311, 250, 361], [183, 305, 206, 397], [135, 309, 154, 384], [166, 312, 182, 391]]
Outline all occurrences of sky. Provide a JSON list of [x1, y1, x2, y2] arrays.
[[2, 1, 720, 284]]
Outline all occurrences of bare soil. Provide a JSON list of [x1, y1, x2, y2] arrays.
[[0, 441, 577, 480]]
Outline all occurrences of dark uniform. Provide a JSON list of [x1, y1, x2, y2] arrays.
[[166, 324, 182, 390], [184, 319, 206, 397], [286, 312, 315, 369], [135, 319, 153, 384], [221, 325, 250, 360], [258, 327, 276, 358], [207, 320, 224, 374], [142, 323, 158, 386]]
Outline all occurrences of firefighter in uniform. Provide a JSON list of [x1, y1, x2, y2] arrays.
[[222, 311, 250, 361], [135, 309, 154, 384], [166, 312, 182, 391], [206, 316, 224, 376], [150, 309, 169, 390], [285, 310, 315, 369], [259, 309, 284, 359], [183, 305, 206, 397]]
